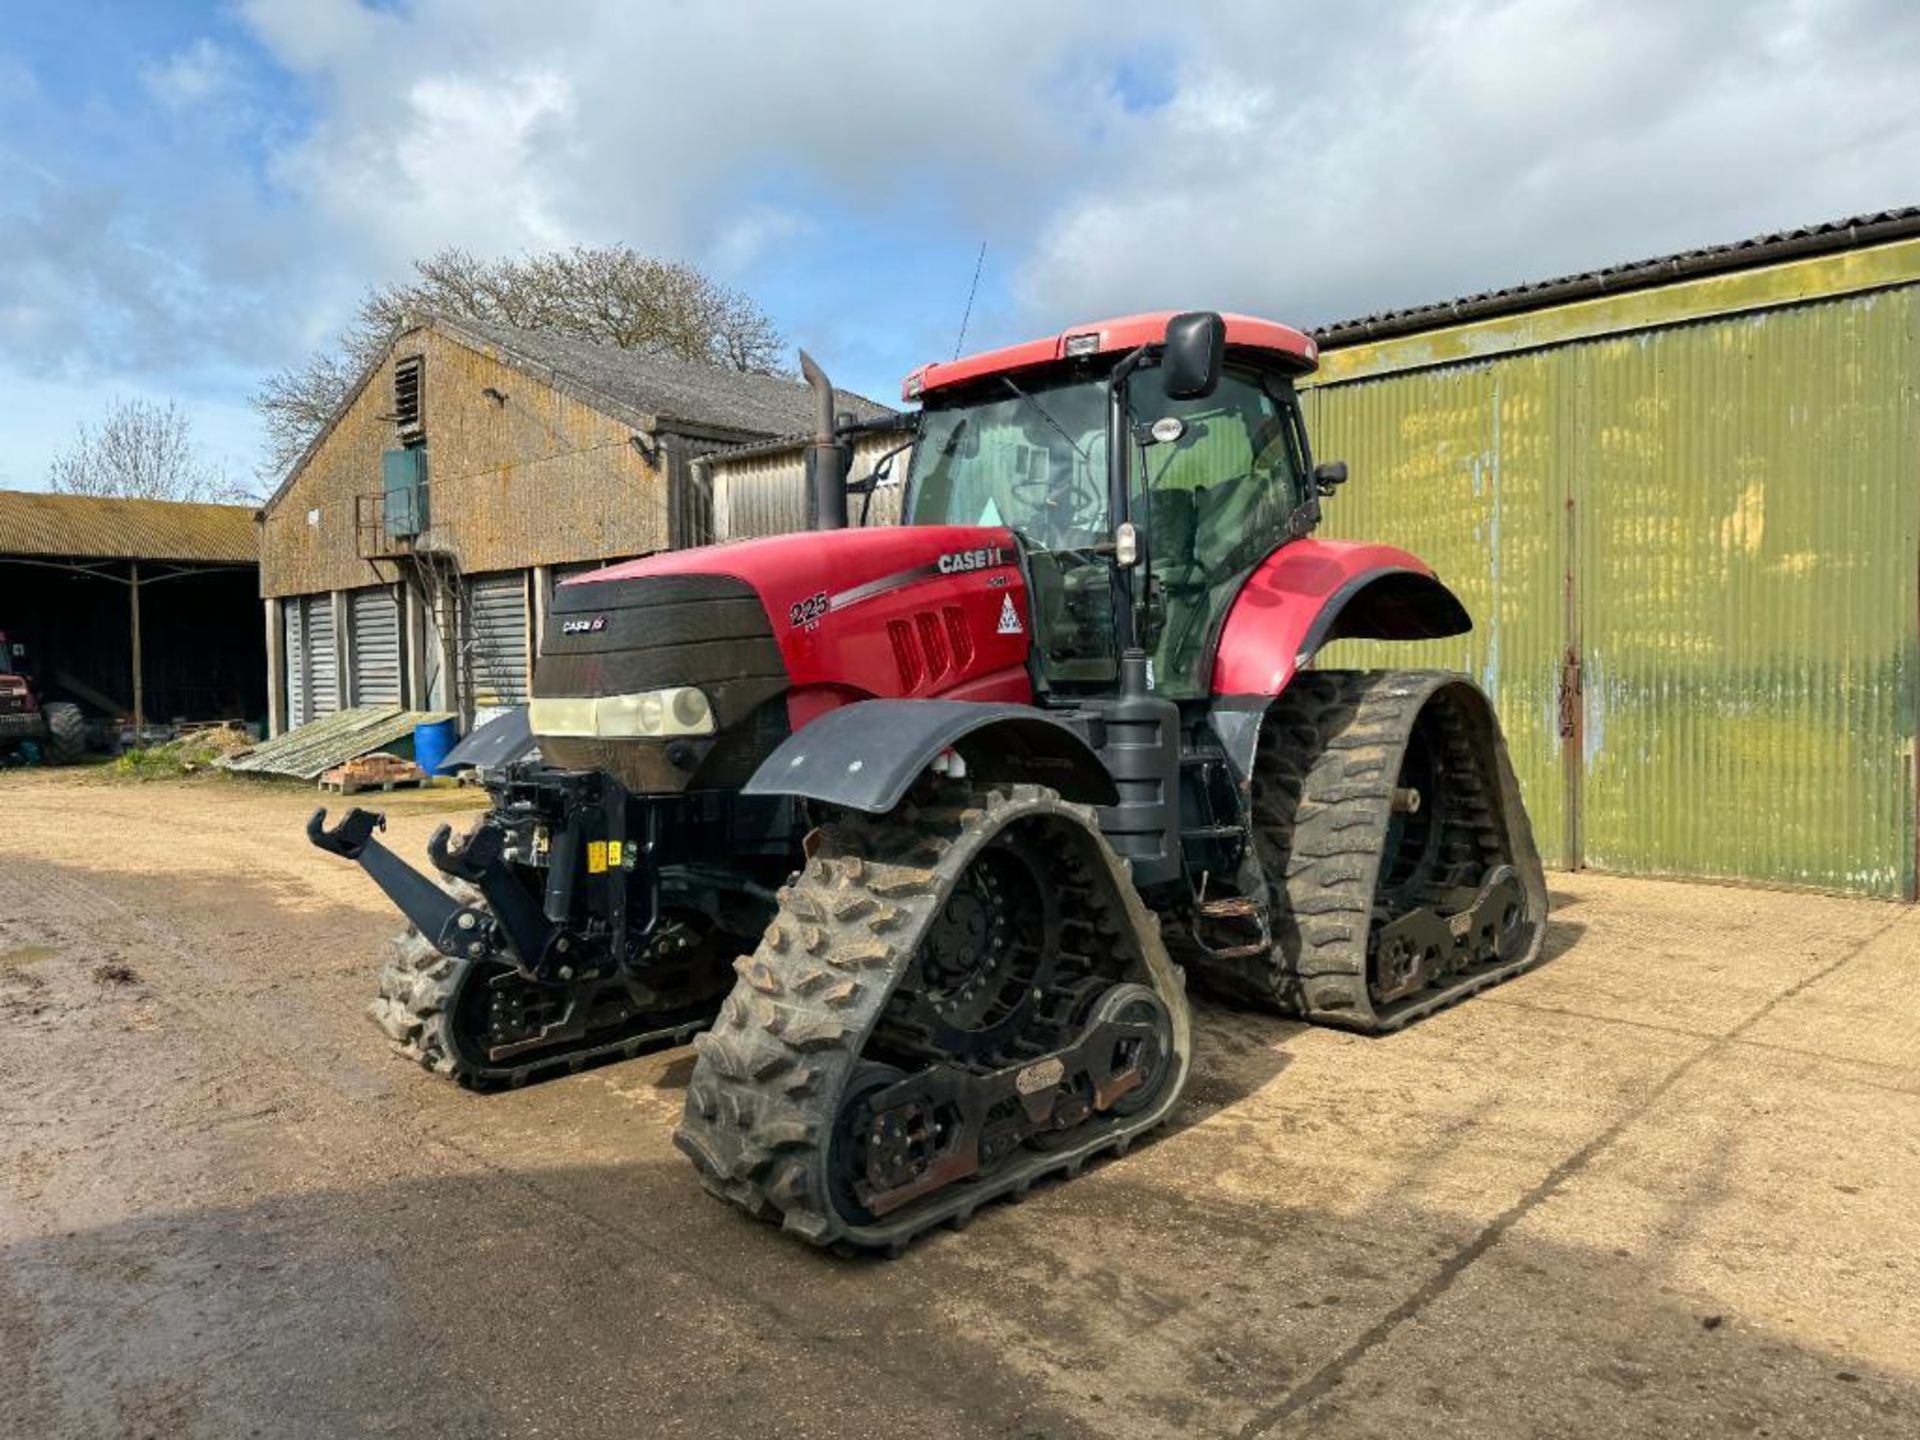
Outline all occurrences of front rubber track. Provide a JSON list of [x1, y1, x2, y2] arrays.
[[675, 783, 1193, 1254], [368, 881, 716, 1090]]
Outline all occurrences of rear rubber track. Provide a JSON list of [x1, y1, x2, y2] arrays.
[[1194, 668, 1549, 1032], [675, 782, 1193, 1253]]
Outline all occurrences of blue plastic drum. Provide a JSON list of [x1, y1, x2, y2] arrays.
[[413, 717, 459, 776]]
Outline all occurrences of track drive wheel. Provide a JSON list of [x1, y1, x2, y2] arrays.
[[367, 880, 725, 1089]]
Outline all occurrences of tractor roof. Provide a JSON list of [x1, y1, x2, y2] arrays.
[[904, 311, 1318, 402]]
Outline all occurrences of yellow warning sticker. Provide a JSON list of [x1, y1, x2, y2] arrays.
[[586, 841, 608, 874], [606, 840, 623, 868]]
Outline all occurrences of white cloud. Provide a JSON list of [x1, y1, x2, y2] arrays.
[[230, 0, 1920, 348], [1019, 0, 1920, 328], [8, 0, 1920, 492], [142, 38, 244, 111], [237, 0, 1149, 270], [275, 67, 579, 262]]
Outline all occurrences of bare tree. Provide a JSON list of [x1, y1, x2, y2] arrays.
[[47, 398, 252, 504], [254, 245, 788, 476]]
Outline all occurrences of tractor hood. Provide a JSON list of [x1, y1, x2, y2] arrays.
[[535, 526, 1034, 793]]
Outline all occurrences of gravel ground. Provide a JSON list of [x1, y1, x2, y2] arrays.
[[1, 769, 1915, 1439]]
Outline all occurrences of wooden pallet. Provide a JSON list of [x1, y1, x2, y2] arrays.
[[319, 774, 424, 795], [319, 751, 426, 795]]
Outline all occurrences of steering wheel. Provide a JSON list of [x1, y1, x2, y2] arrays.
[[1010, 458, 1104, 543]]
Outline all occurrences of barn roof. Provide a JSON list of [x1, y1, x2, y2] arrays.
[[446, 318, 892, 437], [0, 489, 258, 564], [261, 314, 893, 518], [1315, 206, 1920, 349]]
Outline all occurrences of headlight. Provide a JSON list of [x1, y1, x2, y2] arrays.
[[529, 686, 716, 738]]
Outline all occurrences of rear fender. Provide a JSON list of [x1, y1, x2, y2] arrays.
[[742, 699, 1117, 813], [1212, 541, 1469, 697], [1207, 540, 1473, 780]]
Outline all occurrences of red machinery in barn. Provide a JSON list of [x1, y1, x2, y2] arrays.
[[0, 630, 85, 765]]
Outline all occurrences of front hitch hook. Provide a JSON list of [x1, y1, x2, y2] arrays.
[[308, 806, 384, 860], [427, 821, 505, 884], [427, 816, 560, 976], [307, 806, 468, 953]]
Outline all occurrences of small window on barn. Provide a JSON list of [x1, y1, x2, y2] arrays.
[[393, 355, 425, 443]]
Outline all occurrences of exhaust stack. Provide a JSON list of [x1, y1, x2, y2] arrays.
[[799, 348, 851, 530]]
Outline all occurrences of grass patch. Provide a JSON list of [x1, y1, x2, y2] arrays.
[[110, 725, 255, 780]]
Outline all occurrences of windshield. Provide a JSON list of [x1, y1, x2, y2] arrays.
[[903, 374, 1110, 550], [903, 361, 1311, 699]]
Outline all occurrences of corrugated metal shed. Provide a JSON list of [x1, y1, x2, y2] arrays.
[[220, 705, 456, 779], [1305, 214, 1920, 898], [1314, 207, 1920, 347], [0, 489, 257, 563], [707, 430, 909, 540]]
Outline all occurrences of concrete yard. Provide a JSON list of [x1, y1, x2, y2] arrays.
[[1, 769, 1915, 1439]]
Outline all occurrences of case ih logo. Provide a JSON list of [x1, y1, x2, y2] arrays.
[[937, 546, 1009, 575], [560, 615, 608, 634]]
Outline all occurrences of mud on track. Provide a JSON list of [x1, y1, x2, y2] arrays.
[[3, 770, 1918, 1438]]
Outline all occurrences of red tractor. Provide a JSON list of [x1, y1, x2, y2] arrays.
[[0, 630, 86, 765], [311, 311, 1545, 1251]]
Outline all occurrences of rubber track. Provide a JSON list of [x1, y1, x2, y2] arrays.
[[1192, 669, 1549, 1032], [367, 881, 715, 1090], [674, 783, 1193, 1253]]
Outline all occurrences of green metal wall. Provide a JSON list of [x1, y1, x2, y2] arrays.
[[1303, 286, 1919, 897]]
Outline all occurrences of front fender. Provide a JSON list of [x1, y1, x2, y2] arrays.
[[1211, 539, 1471, 696], [742, 699, 1117, 813]]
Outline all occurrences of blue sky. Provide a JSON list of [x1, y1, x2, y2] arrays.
[[3, 0, 1917, 495]]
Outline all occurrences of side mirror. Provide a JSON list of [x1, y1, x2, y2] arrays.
[[1161, 311, 1225, 401], [1313, 460, 1349, 496]]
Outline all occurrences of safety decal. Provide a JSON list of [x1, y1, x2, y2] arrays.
[[586, 841, 608, 874], [997, 595, 1023, 635]]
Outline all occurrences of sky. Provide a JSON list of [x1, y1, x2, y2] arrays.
[[2, 0, 1917, 494]]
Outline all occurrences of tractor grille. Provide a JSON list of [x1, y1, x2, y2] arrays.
[[535, 572, 788, 792], [886, 606, 974, 693]]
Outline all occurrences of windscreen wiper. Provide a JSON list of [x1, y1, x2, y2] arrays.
[[1000, 376, 1090, 461]]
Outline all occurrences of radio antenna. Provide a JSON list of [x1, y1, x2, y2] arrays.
[[952, 242, 987, 359]]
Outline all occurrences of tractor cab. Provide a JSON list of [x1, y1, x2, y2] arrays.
[[900, 313, 1325, 701]]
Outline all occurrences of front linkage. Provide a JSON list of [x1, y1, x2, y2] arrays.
[[311, 768, 768, 1085], [310, 768, 655, 983]]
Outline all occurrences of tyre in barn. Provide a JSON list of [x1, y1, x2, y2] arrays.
[[39, 702, 86, 765]]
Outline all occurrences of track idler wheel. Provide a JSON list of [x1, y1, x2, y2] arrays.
[[676, 783, 1192, 1252]]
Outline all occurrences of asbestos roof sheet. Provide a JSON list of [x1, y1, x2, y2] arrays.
[[446, 318, 894, 436], [219, 706, 457, 780], [0, 489, 258, 564], [1315, 206, 1920, 349]]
